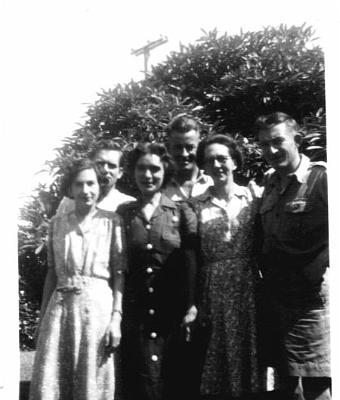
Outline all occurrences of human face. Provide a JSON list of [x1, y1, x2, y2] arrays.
[[93, 150, 122, 191], [70, 168, 100, 212], [203, 143, 237, 186], [134, 153, 165, 197], [168, 130, 200, 173], [258, 122, 301, 175]]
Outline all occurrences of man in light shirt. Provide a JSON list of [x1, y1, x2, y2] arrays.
[[163, 114, 212, 201], [56, 139, 135, 215]]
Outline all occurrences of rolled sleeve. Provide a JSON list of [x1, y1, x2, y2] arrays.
[[110, 214, 128, 274]]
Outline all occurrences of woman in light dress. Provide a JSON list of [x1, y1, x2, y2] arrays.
[[193, 134, 264, 399], [29, 158, 127, 400]]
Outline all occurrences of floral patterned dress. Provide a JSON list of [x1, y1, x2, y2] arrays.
[[193, 184, 263, 398], [29, 209, 126, 400]]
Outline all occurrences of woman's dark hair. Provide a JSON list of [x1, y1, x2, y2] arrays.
[[196, 134, 243, 170], [126, 142, 175, 190], [60, 158, 100, 198]]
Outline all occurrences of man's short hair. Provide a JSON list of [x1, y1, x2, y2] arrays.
[[89, 138, 124, 160], [166, 114, 200, 136], [254, 112, 299, 135]]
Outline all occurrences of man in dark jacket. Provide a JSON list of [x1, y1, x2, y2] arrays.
[[256, 112, 331, 400]]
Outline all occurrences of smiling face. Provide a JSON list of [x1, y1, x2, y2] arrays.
[[93, 149, 122, 192], [70, 168, 100, 213], [134, 153, 165, 197], [168, 129, 200, 174], [258, 122, 301, 175], [203, 143, 237, 186]]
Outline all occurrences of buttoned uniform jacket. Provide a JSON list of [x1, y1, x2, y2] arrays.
[[117, 194, 198, 335], [259, 154, 328, 308]]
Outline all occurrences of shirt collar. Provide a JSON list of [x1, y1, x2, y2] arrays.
[[267, 154, 310, 186], [170, 170, 210, 187], [290, 154, 310, 183], [159, 193, 177, 209], [133, 193, 177, 211]]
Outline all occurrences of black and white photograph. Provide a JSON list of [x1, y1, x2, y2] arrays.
[[2, 0, 340, 399]]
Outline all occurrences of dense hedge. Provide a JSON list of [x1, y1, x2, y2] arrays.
[[18, 24, 326, 349]]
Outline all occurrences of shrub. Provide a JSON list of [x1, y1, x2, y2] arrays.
[[18, 24, 325, 349]]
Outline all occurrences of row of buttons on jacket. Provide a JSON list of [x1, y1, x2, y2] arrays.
[[145, 221, 158, 362]]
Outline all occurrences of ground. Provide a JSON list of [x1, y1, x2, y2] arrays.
[[20, 351, 34, 400]]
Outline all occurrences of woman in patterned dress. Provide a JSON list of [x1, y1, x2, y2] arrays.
[[194, 135, 263, 399], [29, 158, 127, 400]]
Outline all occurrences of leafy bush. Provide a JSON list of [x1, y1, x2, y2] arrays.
[[18, 24, 326, 349]]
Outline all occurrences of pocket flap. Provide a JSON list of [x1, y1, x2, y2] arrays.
[[284, 198, 312, 213]]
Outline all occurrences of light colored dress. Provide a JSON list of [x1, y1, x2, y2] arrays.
[[193, 184, 263, 398], [29, 208, 126, 400]]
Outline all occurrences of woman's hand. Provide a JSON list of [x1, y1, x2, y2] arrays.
[[182, 305, 198, 343], [182, 305, 198, 326], [104, 311, 122, 353]]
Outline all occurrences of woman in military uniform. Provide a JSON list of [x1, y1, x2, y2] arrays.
[[117, 143, 198, 400]]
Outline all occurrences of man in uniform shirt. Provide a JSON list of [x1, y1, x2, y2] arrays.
[[163, 114, 212, 201], [162, 115, 212, 399], [256, 112, 331, 400], [56, 139, 135, 215]]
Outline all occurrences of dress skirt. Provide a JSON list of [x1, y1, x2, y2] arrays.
[[29, 276, 115, 400], [199, 257, 262, 398]]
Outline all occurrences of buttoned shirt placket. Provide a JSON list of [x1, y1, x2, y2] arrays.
[[164, 171, 212, 201]]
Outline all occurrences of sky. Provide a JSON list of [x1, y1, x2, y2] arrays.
[[1, 0, 340, 396], [2, 0, 338, 202]]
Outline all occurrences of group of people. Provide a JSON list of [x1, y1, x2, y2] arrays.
[[29, 112, 330, 400]]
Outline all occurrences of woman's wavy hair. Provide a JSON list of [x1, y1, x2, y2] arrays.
[[196, 134, 243, 170], [60, 158, 101, 199], [126, 142, 175, 191]]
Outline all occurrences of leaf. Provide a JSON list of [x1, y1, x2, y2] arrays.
[[34, 243, 45, 255]]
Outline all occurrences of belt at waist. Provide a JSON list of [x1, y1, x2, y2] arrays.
[[56, 275, 110, 294]]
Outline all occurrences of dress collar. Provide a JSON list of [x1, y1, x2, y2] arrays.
[[197, 184, 248, 203]]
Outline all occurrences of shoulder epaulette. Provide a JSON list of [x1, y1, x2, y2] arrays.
[[310, 161, 327, 170]]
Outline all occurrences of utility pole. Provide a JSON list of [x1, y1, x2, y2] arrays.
[[131, 35, 168, 79]]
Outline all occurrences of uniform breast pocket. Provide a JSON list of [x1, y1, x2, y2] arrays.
[[283, 198, 313, 237], [259, 200, 275, 232], [161, 225, 181, 249], [259, 197, 276, 216]]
